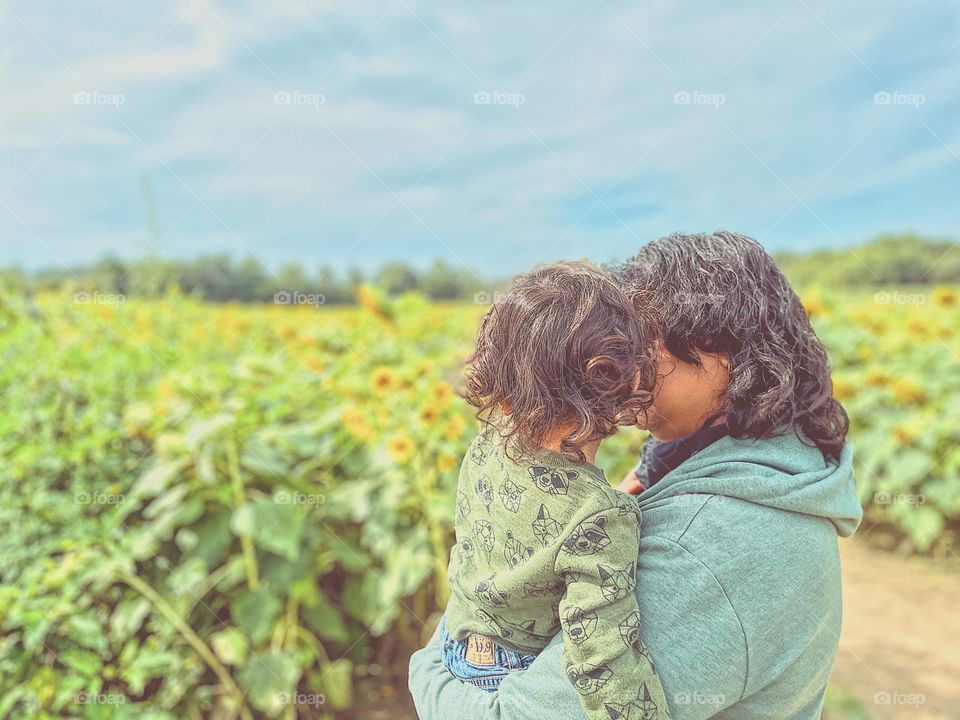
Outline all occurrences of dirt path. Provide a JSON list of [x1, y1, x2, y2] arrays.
[[832, 538, 960, 719]]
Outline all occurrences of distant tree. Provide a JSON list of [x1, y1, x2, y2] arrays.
[[375, 262, 420, 295]]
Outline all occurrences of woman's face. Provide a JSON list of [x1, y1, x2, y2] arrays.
[[639, 346, 730, 441]]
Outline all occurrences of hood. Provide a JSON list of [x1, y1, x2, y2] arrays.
[[637, 431, 863, 537]]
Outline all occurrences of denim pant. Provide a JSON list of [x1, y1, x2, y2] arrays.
[[440, 620, 538, 692]]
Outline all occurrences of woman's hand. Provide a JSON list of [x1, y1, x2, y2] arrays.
[[616, 469, 644, 495]]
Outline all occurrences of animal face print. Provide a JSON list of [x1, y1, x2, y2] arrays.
[[475, 574, 510, 608], [561, 514, 611, 556], [598, 561, 636, 602], [516, 618, 553, 641], [565, 662, 613, 695], [455, 490, 471, 520], [498, 477, 526, 513], [522, 579, 566, 598], [473, 519, 495, 556], [562, 607, 598, 645], [503, 531, 535, 569], [475, 475, 494, 512], [603, 683, 661, 720], [618, 610, 642, 647], [528, 465, 578, 495], [475, 608, 513, 640], [531, 503, 563, 547], [470, 432, 493, 465]]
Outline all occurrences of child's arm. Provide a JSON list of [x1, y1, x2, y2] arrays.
[[554, 500, 671, 720]]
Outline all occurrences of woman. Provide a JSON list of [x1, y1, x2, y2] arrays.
[[408, 231, 862, 719]]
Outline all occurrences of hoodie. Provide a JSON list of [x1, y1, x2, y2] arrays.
[[409, 431, 863, 720]]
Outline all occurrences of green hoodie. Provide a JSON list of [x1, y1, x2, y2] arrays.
[[409, 431, 862, 720]]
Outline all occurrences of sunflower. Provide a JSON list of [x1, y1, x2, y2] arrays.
[[832, 378, 856, 403], [342, 409, 374, 441], [801, 290, 828, 318], [932, 286, 957, 308], [387, 434, 415, 464], [891, 425, 916, 446], [438, 453, 459, 473], [445, 414, 467, 440], [891, 379, 924, 405], [302, 355, 325, 373], [370, 367, 398, 394], [430, 381, 455, 405], [419, 404, 441, 427]]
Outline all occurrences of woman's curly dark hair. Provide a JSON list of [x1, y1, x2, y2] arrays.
[[616, 231, 849, 459], [464, 261, 658, 464]]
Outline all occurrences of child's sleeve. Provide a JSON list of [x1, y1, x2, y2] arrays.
[[554, 499, 672, 720]]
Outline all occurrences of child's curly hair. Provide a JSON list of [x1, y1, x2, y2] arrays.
[[464, 261, 657, 464]]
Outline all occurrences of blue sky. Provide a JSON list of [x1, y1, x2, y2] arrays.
[[0, 0, 957, 277]]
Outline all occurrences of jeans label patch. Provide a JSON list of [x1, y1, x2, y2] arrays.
[[465, 634, 496, 666]]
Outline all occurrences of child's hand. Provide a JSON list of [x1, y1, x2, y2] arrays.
[[616, 470, 644, 495]]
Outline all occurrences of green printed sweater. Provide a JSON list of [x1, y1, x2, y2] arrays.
[[445, 432, 670, 720]]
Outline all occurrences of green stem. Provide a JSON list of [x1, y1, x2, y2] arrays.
[[116, 567, 252, 720], [226, 437, 259, 589]]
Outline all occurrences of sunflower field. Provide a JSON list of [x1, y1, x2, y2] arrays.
[[0, 283, 957, 718]]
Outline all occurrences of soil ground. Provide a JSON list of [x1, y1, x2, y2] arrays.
[[831, 538, 960, 720]]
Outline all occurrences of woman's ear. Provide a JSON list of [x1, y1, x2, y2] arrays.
[[499, 401, 512, 415]]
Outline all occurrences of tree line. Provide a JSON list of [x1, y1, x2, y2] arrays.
[[0, 256, 490, 304], [0, 233, 955, 304]]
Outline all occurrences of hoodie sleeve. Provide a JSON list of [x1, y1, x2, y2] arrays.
[[408, 533, 748, 720], [554, 503, 671, 720]]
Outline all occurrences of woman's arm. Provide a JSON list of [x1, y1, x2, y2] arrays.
[[408, 535, 748, 720]]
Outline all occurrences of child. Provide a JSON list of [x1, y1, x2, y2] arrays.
[[439, 262, 671, 720]]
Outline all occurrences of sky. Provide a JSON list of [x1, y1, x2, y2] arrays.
[[0, 0, 957, 279]]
